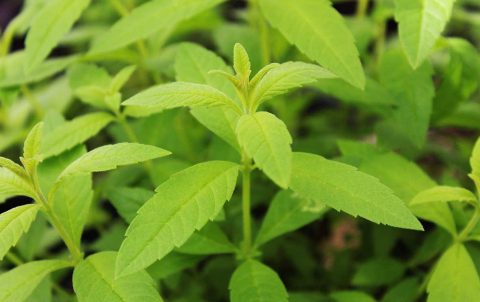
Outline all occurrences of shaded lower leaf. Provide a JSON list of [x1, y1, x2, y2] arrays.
[[229, 260, 288, 302], [73, 251, 163, 302]]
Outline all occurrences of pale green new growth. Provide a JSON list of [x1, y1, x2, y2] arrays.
[[25, 0, 91, 71], [395, 0, 456, 68], [290, 153, 423, 230], [229, 260, 288, 302], [49, 175, 93, 247], [58, 143, 171, 180], [0, 204, 40, 260], [236, 112, 292, 188], [427, 244, 480, 301], [0, 157, 27, 179], [123, 82, 241, 117], [90, 0, 225, 54], [411, 186, 478, 206], [73, 252, 163, 302], [116, 161, 239, 277], [0, 260, 70, 302], [255, 190, 326, 246], [23, 122, 44, 160], [110, 65, 137, 93], [251, 61, 335, 108], [259, 0, 365, 88], [233, 43, 252, 79], [0, 167, 36, 199], [40, 112, 115, 159]]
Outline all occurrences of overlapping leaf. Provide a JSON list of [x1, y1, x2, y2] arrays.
[[116, 161, 239, 277]]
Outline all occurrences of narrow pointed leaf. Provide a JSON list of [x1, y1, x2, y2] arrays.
[[236, 112, 292, 188], [25, 0, 91, 70], [90, 0, 225, 54], [23, 122, 44, 160], [411, 186, 478, 206], [251, 62, 335, 106], [0, 260, 70, 302], [290, 152, 423, 230], [73, 252, 163, 302], [259, 0, 365, 88], [229, 260, 288, 302], [40, 112, 114, 159], [0, 167, 36, 199], [116, 161, 239, 277], [395, 0, 456, 68], [0, 157, 27, 178], [233, 43, 251, 79], [123, 82, 240, 117], [0, 204, 40, 260], [58, 143, 170, 179], [255, 190, 326, 246], [427, 244, 480, 302]]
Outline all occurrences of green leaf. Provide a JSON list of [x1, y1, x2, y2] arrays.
[[0, 157, 27, 178], [58, 143, 170, 180], [23, 122, 44, 160], [0, 167, 36, 199], [233, 43, 251, 79], [348, 150, 456, 235], [378, 48, 434, 148], [147, 252, 202, 280], [0, 204, 40, 260], [48, 174, 93, 248], [236, 112, 292, 188], [25, 0, 91, 71], [41, 112, 115, 159], [90, 0, 225, 54], [173, 42, 240, 150], [123, 82, 240, 117], [110, 65, 137, 93], [105, 186, 154, 223], [330, 291, 376, 302], [0, 259, 70, 302], [290, 152, 423, 230], [251, 62, 335, 107], [177, 222, 236, 255], [255, 190, 326, 246], [382, 277, 420, 302], [116, 161, 239, 277], [0, 52, 76, 88], [395, 0, 455, 68], [411, 186, 478, 206], [229, 260, 288, 302], [352, 257, 405, 287], [73, 251, 163, 302], [259, 0, 365, 88], [427, 244, 480, 302], [470, 137, 480, 190]]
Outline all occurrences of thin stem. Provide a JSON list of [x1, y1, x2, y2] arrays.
[[5, 251, 24, 266], [30, 168, 83, 262], [458, 207, 480, 242], [356, 0, 369, 19], [0, 22, 16, 56], [241, 153, 253, 257], [374, 21, 386, 64], [21, 85, 44, 118]]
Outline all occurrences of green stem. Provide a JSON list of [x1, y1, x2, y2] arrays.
[[241, 153, 253, 257], [5, 251, 24, 266], [0, 22, 16, 56], [458, 207, 480, 242], [356, 0, 369, 19], [31, 168, 83, 262], [374, 21, 386, 64]]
